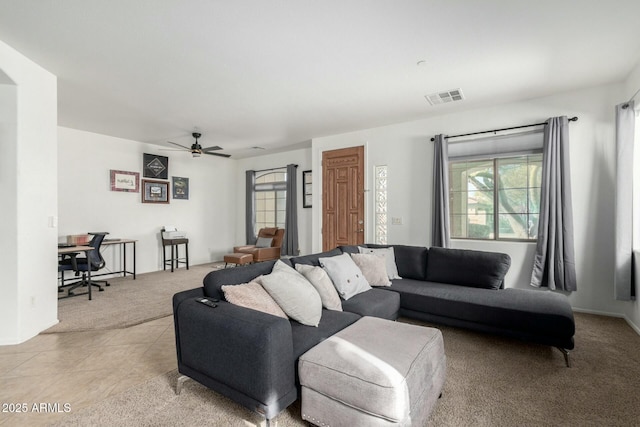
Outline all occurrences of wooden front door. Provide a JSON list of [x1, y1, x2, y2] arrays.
[[322, 146, 365, 251]]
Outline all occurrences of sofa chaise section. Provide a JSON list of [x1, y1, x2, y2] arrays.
[[392, 280, 575, 350]]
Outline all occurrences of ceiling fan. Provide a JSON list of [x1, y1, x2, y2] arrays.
[[164, 132, 231, 158]]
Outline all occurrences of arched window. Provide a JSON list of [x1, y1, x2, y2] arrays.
[[254, 169, 287, 235]]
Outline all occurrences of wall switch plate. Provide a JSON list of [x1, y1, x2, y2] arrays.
[[391, 217, 403, 225], [48, 216, 58, 228]]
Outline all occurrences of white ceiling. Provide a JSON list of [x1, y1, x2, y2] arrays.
[[1, 0, 639, 158]]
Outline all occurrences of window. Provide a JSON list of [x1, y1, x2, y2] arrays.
[[449, 154, 542, 240], [374, 165, 388, 244], [254, 170, 287, 235]]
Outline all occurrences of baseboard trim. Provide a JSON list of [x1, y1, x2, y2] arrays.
[[571, 307, 625, 318], [623, 315, 640, 336], [572, 307, 640, 337]]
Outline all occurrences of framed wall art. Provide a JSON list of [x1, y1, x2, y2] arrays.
[[143, 153, 169, 179], [172, 176, 189, 200], [110, 170, 139, 192], [302, 170, 312, 208], [141, 179, 169, 204]]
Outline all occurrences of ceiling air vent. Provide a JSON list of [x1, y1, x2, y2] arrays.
[[425, 88, 465, 106]]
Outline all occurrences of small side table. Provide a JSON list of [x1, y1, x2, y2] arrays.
[[162, 238, 189, 272]]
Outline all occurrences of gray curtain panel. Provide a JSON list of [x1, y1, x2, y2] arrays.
[[432, 134, 450, 248], [614, 101, 636, 301], [283, 164, 299, 256], [530, 116, 577, 291], [245, 170, 256, 245]]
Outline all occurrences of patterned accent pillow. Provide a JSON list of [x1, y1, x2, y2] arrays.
[[295, 263, 343, 311], [319, 253, 371, 300], [358, 246, 402, 280], [222, 279, 287, 319], [351, 253, 392, 287]]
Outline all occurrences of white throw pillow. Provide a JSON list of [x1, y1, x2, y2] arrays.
[[350, 253, 392, 287], [222, 280, 288, 319], [260, 260, 322, 327], [319, 253, 371, 300], [295, 263, 343, 311], [358, 246, 402, 280]]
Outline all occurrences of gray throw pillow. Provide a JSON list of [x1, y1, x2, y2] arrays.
[[255, 236, 273, 248], [295, 263, 343, 311], [319, 253, 371, 300], [350, 253, 392, 287], [261, 260, 322, 327], [359, 246, 402, 279]]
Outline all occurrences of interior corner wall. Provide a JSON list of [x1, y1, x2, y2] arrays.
[[57, 127, 237, 274], [312, 82, 629, 316], [0, 83, 19, 343], [234, 148, 313, 255], [622, 59, 640, 333], [0, 39, 58, 345]]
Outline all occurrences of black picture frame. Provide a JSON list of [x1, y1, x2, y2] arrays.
[[143, 153, 169, 179], [302, 170, 312, 208]]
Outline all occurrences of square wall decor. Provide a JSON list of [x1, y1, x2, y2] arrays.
[[142, 179, 169, 204], [143, 153, 169, 179]]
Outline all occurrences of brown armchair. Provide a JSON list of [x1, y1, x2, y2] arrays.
[[233, 227, 285, 262]]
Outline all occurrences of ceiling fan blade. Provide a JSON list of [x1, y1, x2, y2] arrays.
[[167, 141, 191, 150], [160, 148, 189, 151], [204, 151, 231, 158], [201, 145, 223, 152]]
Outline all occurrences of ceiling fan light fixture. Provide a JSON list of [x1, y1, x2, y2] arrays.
[[192, 151, 201, 158]]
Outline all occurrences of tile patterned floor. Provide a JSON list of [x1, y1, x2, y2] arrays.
[[0, 316, 176, 426]]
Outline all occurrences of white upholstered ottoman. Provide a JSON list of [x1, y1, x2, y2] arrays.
[[298, 316, 446, 426]]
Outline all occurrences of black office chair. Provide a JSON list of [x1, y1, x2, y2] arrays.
[[59, 232, 110, 295], [58, 254, 77, 293]]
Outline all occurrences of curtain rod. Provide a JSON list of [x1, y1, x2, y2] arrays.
[[251, 164, 298, 173], [430, 116, 579, 142], [622, 87, 640, 108]]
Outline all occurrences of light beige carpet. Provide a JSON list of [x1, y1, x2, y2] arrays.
[[51, 313, 640, 426], [46, 263, 224, 333]]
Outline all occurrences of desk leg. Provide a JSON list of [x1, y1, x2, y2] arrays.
[[87, 249, 92, 301], [186, 242, 189, 270], [123, 243, 127, 278], [133, 241, 136, 280], [171, 244, 175, 272]]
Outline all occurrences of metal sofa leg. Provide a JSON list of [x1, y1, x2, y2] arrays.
[[265, 416, 277, 427], [557, 347, 571, 367], [176, 374, 189, 395]]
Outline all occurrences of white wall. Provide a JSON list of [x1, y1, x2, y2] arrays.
[[0, 83, 19, 343], [0, 40, 58, 344], [622, 59, 640, 333], [58, 127, 237, 274], [312, 83, 629, 317], [234, 148, 313, 255]]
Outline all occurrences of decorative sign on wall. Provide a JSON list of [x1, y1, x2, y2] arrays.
[[172, 176, 189, 200], [143, 153, 169, 179], [141, 179, 169, 204], [110, 170, 139, 192]]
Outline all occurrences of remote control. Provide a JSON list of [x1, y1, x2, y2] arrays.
[[196, 297, 218, 308]]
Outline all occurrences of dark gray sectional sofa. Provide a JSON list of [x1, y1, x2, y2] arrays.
[[172, 244, 575, 424]]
